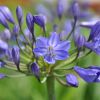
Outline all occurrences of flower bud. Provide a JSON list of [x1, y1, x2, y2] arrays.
[[0, 61, 5, 68], [26, 13, 34, 34], [0, 6, 15, 24], [12, 46, 20, 70], [57, 0, 64, 19], [1, 29, 11, 40], [31, 62, 40, 81], [71, 1, 80, 20], [75, 35, 86, 48], [0, 12, 9, 29], [74, 66, 100, 83], [0, 40, 8, 58], [33, 15, 46, 32], [16, 6, 23, 26], [66, 74, 78, 87], [13, 24, 20, 36]]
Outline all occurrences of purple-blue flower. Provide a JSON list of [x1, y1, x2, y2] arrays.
[[33, 32, 70, 64], [66, 74, 78, 87], [74, 66, 100, 83]]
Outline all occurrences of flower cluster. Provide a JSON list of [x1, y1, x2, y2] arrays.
[[0, 0, 100, 89]]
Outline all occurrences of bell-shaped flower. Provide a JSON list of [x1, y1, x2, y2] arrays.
[[33, 32, 70, 64], [66, 74, 79, 87], [74, 66, 100, 83], [0, 6, 14, 24]]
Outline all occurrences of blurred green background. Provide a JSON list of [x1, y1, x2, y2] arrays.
[[0, 0, 100, 100]]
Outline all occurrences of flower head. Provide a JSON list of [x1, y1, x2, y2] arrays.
[[33, 32, 70, 64]]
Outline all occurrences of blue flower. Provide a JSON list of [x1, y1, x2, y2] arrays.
[[66, 74, 78, 87], [33, 32, 70, 64], [74, 66, 100, 83]]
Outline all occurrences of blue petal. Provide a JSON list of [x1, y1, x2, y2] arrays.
[[33, 47, 47, 56], [44, 55, 55, 64], [74, 66, 98, 83], [48, 32, 60, 47], [55, 50, 69, 60], [54, 41, 70, 51], [36, 37, 48, 48]]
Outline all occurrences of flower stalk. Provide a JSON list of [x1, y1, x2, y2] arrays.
[[46, 75, 55, 100]]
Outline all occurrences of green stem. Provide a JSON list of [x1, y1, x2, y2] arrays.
[[46, 76, 56, 100]]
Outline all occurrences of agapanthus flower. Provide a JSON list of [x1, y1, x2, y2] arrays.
[[33, 32, 70, 64], [74, 66, 100, 83]]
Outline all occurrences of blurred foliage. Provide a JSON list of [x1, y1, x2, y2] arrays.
[[0, 0, 100, 100]]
